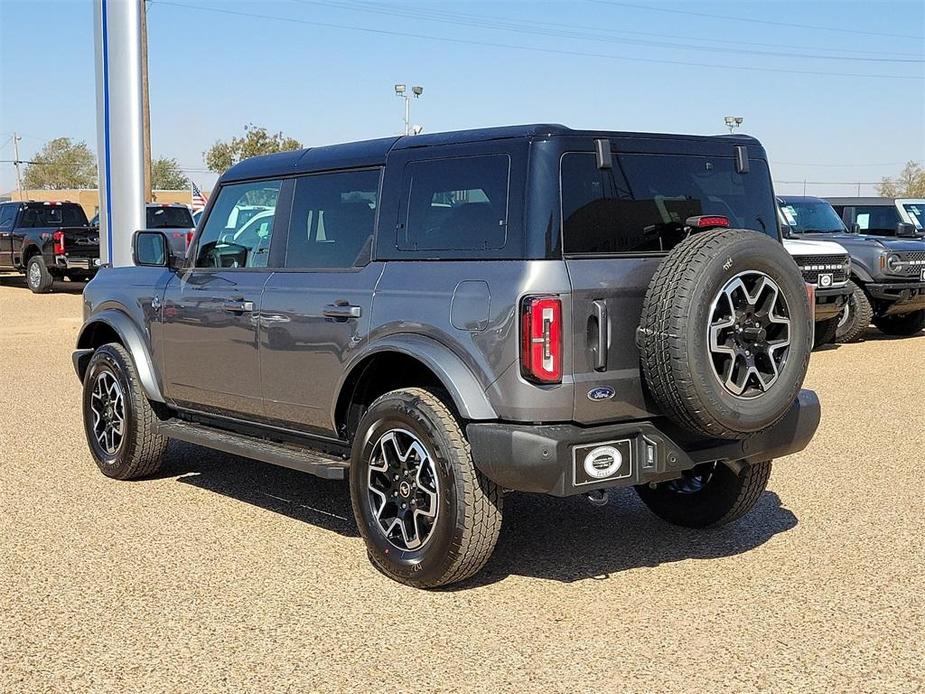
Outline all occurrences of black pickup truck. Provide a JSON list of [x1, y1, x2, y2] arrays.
[[0, 201, 100, 293]]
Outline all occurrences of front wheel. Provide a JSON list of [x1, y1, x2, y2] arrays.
[[872, 310, 925, 336], [82, 343, 168, 479], [349, 388, 503, 588], [835, 280, 873, 343], [635, 460, 772, 528]]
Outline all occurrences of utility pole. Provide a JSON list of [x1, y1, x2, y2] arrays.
[[394, 84, 424, 136], [12, 133, 24, 201], [140, 0, 152, 202]]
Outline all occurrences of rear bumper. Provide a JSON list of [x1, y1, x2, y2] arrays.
[[467, 389, 820, 497], [866, 281, 925, 315], [814, 285, 851, 320], [55, 255, 101, 272]]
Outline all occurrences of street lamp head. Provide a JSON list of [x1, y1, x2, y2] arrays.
[[394, 84, 406, 95], [412, 124, 424, 135], [412, 85, 423, 97], [724, 115, 744, 127]]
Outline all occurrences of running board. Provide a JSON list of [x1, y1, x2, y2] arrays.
[[156, 419, 349, 480]]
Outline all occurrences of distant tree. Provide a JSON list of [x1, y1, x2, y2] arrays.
[[877, 161, 925, 198], [151, 157, 189, 190], [203, 124, 302, 173], [23, 137, 98, 189]]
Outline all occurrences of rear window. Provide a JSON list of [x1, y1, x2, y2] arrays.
[[18, 204, 88, 228], [561, 152, 777, 255], [147, 206, 194, 228], [399, 154, 509, 251]]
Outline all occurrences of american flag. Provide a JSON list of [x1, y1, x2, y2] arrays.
[[191, 182, 208, 212]]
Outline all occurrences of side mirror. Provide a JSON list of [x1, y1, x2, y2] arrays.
[[896, 222, 918, 238], [133, 230, 183, 269], [850, 223, 861, 234], [780, 222, 795, 239]]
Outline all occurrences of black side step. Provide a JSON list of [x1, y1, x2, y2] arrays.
[[156, 419, 349, 480]]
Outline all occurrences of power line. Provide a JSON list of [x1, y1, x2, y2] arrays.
[[152, 1, 923, 80], [589, 1, 925, 40], [292, 0, 924, 63], [772, 161, 911, 168]]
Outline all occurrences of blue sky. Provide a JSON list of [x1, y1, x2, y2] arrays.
[[1, 0, 923, 196]]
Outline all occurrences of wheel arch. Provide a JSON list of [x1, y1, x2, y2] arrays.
[[75, 309, 165, 403], [333, 335, 498, 438], [20, 243, 42, 266], [849, 264, 874, 284]]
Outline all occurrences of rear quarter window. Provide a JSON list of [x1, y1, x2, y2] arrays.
[[399, 154, 510, 252]]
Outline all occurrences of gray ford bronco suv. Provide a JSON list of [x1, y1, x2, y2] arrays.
[[74, 125, 819, 588]]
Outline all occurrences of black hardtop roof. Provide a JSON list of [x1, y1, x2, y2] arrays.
[[825, 197, 896, 205], [778, 195, 828, 204], [221, 124, 765, 183]]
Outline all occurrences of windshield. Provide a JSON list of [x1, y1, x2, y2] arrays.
[[19, 204, 88, 228], [779, 200, 846, 234], [147, 206, 194, 228], [902, 203, 925, 229], [561, 152, 778, 254]]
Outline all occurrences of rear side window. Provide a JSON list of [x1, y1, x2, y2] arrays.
[[561, 152, 777, 255], [285, 169, 380, 269], [400, 154, 509, 251], [195, 180, 281, 268], [0, 205, 16, 229]]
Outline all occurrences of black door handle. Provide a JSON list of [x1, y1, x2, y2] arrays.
[[323, 303, 362, 319], [223, 300, 255, 313], [592, 300, 608, 371]]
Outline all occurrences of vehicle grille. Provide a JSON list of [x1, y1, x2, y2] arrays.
[[796, 254, 850, 286], [894, 251, 925, 277]]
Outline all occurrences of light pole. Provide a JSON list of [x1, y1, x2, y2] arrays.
[[723, 116, 744, 134], [395, 84, 423, 136]]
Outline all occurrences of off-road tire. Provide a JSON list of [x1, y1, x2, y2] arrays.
[[638, 229, 813, 440], [26, 255, 53, 293], [835, 280, 873, 343], [872, 310, 925, 336], [349, 388, 503, 588], [82, 343, 168, 480], [635, 460, 772, 528], [813, 316, 839, 348]]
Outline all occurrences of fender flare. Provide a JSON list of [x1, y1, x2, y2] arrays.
[[850, 263, 874, 284], [75, 309, 165, 403], [336, 334, 498, 421]]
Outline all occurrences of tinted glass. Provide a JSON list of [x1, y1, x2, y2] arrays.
[[286, 169, 379, 269], [146, 206, 194, 228], [779, 199, 846, 233], [903, 203, 925, 229], [135, 232, 167, 266], [401, 155, 509, 251], [195, 180, 281, 268], [19, 203, 88, 228], [561, 152, 777, 254], [0, 205, 16, 229], [853, 205, 901, 235]]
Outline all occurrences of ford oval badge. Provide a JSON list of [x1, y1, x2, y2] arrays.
[[587, 386, 615, 401]]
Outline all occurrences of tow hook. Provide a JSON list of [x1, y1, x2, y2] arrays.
[[585, 489, 609, 507]]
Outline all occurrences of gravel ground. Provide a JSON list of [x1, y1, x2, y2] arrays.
[[1, 275, 923, 693]]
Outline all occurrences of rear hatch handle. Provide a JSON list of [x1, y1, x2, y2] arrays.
[[590, 299, 609, 371]]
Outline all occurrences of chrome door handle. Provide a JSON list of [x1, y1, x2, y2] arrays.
[[323, 303, 362, 319], [223, 300, 254, 313]]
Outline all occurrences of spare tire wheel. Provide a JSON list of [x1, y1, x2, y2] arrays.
[[638, 229, 812, 440]]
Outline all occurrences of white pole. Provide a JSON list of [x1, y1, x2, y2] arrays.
[[93, 0, 146, 266], [12, 133, 24, 201]]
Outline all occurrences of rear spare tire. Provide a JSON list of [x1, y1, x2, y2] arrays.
[[638, 229, 812, 440]]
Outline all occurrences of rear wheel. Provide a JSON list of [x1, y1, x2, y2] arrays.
[[872, 310, 925, 336], [835, 280, 872, 343], [635, 460, 772, 528], [26, 255, 53, 293], [349, 387, 503, 588], [813, 316, 839, 348]]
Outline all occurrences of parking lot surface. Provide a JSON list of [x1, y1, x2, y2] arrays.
[[1, 275, 923, 693]]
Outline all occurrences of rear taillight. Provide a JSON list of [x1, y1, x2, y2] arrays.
[[53, 231, 65, 255], [520, 296, 562, 384], [686, 215, 730, 229]]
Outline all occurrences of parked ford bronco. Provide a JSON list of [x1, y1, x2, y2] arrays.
[[0, 200, 100, 292], [74, 126, 819, 588], [781, 236, 852, 347], [780, 196, 925, 340]]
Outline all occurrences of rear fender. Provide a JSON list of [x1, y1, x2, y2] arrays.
[[75, 309, 164, 402]]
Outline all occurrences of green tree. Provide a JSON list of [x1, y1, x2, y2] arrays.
[[877, 161, 925, 198], [203, 123, 302, 173], [151, 157, 190, 190], [22, 137, 98, 189]]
